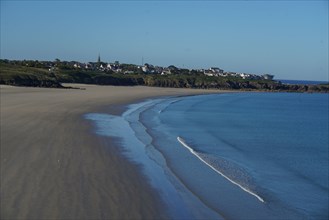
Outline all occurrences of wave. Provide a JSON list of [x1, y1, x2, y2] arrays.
[[177, 137, 265, 203], [158, 99, 181, 114]]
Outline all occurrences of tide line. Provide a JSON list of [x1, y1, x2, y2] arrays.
[[177, 137, 265, 203]]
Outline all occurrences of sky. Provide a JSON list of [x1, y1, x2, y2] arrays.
[[1, 1, 328, 81]]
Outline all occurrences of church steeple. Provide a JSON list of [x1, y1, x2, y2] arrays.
[[97, 53, 101, 64]]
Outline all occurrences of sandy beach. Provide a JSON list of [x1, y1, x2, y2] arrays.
[[0, 84, 225, 219]]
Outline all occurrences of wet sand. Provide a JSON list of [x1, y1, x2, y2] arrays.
[[0, 84, 226, 219]]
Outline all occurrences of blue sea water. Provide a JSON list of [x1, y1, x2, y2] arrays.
[[86, 92, 328, 219], [277, 79, 328, 85]]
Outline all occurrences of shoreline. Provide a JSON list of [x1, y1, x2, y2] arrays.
[[115, 94, 269, 219], [0, 84, 228, 219], [85, 97, 225, 219], [115, 93, 323, 219]]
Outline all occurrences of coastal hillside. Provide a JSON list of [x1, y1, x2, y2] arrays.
[[1, 60, 328, 93], [0, 61, 62, 88]]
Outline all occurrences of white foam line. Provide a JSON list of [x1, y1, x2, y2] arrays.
[[177, 137, 265, 203]]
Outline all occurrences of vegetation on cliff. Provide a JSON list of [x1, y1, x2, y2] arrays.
[[0, 61, 63, 88], [1, 59, 328, 93]]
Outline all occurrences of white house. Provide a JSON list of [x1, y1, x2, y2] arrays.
[[142, 65, 149, 73], [262, 74, 274, 80], [204, 69, 216, 76], [210, 67, 224, 73], [161, 69, 171, 75]]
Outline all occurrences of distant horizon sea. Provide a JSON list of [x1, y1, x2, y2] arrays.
[[277, 79, 328, 85], [86, 92, 328, 219]]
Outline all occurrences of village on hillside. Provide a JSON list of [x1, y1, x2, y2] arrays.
[[2, 56, 274, 81], [68, 55, 274, 80]]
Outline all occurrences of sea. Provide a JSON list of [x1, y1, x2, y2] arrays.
[[85, 92, 329, 219], [277, 79, 328, 85]]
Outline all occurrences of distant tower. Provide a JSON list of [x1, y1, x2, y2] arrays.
[[97, 53, 101, 64]]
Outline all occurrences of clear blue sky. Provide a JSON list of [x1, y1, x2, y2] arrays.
[[1, 0, 328, 81]]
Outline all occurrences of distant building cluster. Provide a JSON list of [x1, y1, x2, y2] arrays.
[[68, 58, 274, 80], [1, 57, 274, 80]]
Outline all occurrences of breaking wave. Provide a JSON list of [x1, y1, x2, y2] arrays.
[[177, 136, 265, 203]]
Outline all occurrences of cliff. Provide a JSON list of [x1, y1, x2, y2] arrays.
[[1, 62, 328, 93]]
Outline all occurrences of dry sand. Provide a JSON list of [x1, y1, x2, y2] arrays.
[[0, 84, 227, 219]]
